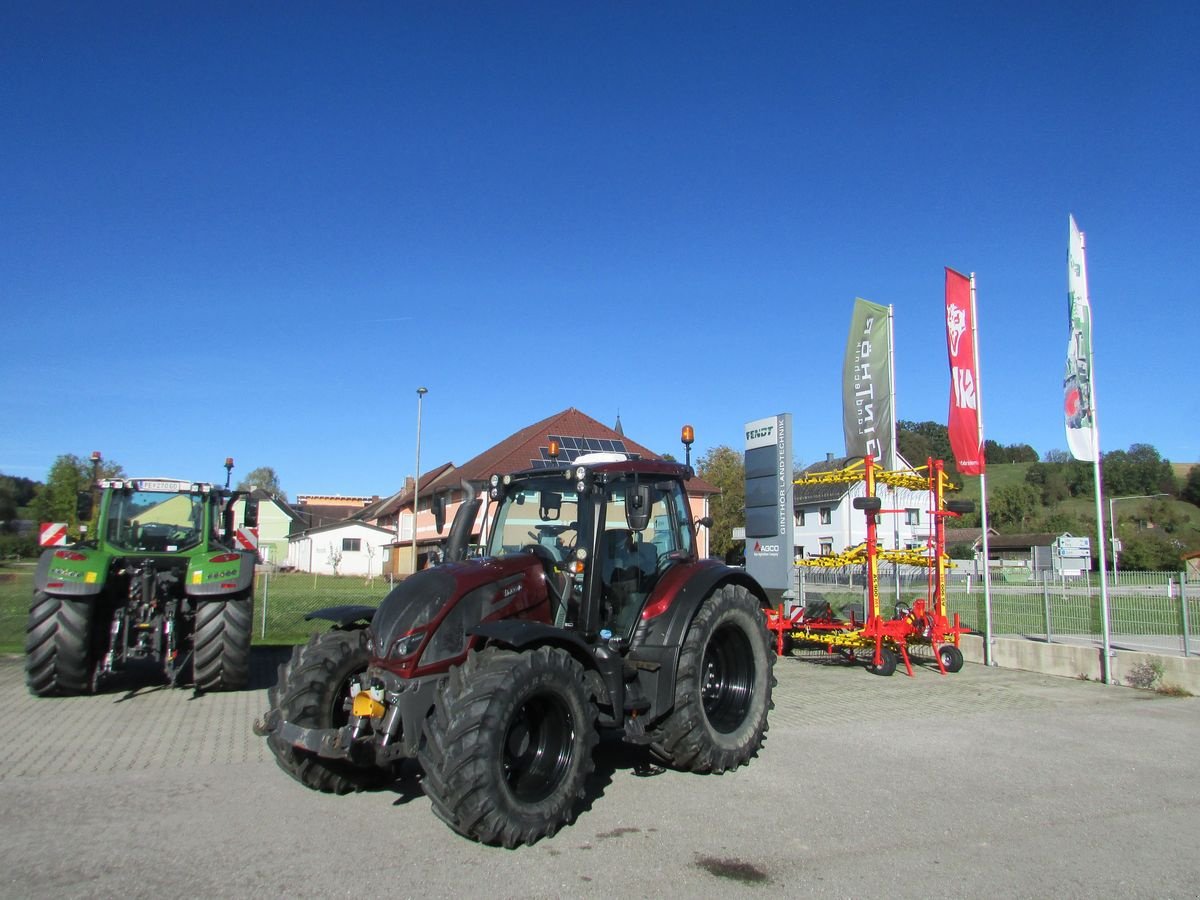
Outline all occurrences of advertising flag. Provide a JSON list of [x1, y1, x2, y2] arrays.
[[945, 268, 984, 475], [1065, 214, 1097, 461], [842, 298, 893, 468]]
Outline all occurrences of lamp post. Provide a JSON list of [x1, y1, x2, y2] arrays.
[[412, 387, 428, 577], [1107, 492, 1168, 586]]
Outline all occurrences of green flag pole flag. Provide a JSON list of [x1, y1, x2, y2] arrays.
[[1065, 214, 1097, 462], [842, 297, 894, 469]]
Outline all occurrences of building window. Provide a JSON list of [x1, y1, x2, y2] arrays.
[[819, 541, 833, 556], [342, 538, 361, 552], [905, 508, 920, 525], [794, 546, 805, 559], [819, 507, 832, 525], [794, 510, 806, 527]]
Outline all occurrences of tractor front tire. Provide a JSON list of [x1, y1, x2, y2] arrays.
[[267, 629, 390, 794], [25, 592, 95, 696], [193, 595, 253, 691], [648, 584, 775, 773], [418, 646, 598, 848]]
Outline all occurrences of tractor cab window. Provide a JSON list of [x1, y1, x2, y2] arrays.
[[486, 480, 581, 563], [106, 488, 205, 553], [598, 476, 691, 638]]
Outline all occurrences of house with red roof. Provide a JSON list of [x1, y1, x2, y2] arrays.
[[353, 407, 717, 577]]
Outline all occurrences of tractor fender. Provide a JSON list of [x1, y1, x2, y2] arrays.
[[303, 605, 378, 629], [32, 547, 106, 597], [631, 562, 770, 720], [469, 620, 622, 714], [186, 550, 256, 598], [470, 620, 594, 663]]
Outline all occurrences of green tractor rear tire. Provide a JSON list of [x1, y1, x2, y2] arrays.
[[193, 595, 252, 691], [25, 592, 95, 697]]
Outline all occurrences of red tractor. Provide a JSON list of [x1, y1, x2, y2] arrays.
[[257, 441, 775, 847]]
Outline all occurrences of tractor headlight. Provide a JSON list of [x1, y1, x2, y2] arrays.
[[390, 630, 425, 658]]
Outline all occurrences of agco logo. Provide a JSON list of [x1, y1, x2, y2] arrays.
[[753, 541, 780, 554]]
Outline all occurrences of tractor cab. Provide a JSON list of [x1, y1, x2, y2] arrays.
[[484, 455, 698, 642]]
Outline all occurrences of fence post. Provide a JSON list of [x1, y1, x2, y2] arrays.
[[1042, 570, 1053, 644], [260, 567, 270, 641], [1181, 570, 1191, 658]]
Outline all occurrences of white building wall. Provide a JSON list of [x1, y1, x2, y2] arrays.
[[287, 523, 394, 576]]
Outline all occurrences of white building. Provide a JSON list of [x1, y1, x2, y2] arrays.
[[792, 454, 934, 559], [286, 520, 396, 577]]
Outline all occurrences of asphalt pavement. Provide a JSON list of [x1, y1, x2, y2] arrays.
[[1, 647, 1197, 899]]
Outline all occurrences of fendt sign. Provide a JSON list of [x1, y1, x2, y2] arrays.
[[743, 413, 793, 604]]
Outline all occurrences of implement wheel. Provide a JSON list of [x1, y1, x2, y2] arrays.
[[938, 644, 965, 673], [866, 645, 898, 677], [418, 646, 598, 848]]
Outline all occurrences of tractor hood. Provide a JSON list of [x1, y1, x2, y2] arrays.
[[369, 554, 550, 669]]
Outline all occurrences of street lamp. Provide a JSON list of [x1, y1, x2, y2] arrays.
[[412, 387, 428, 577], [1107, 492, 1168, 585]]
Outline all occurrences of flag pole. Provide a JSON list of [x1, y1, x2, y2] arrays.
[[970, 273, 995, 666], [887, 303, 901, 608], [1077, 227, 1114, 683]]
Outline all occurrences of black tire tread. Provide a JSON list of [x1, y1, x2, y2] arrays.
[[25, 592, 94, 696], [193, 596, 253, 691], [647, 583, 776, 774], [418, 645, 598, 848], [267, 629, 389, 794]]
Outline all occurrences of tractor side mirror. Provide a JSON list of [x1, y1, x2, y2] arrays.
[[76, 491, 94, 522], [242, 497, 259, 528], [626, 484, 652, 531], [539, 491, 562, 522], [433, 494, 447, 533], [695, 516, 713, 529], [853, 496, 882, 513], [946, 500, 974, 515]]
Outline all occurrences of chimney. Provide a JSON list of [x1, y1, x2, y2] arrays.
[[826, 452, 834, 463]]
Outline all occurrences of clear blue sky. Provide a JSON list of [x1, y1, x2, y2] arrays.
[[3, 2, 1197, 496]]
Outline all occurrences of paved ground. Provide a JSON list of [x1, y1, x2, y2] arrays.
[[1, 648, 1197, 899]]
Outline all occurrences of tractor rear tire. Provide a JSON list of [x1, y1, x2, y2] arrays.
[[267, 628, 391, 794], [25, 592, 95, 696], [418, 646, 598, 848], [938, 644, 965, 673], [647, 584, 775, 774], [193, 595, 253, 691]]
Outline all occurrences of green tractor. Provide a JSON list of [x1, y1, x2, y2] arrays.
[[25, 458, 259, 696]]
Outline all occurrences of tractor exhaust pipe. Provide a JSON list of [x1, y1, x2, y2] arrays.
[[443, 480, 480, 563]]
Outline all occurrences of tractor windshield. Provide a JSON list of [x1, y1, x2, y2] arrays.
[[105, 488, 206, 553], [486, 479, 581, 563]]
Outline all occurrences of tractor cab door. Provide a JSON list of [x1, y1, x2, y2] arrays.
[[596, 475, 694, 639]]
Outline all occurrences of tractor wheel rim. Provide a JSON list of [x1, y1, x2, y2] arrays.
[[502, 692, 575, 803], [700, 623, 755, 734]]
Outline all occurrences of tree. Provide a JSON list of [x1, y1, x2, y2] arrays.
[[696, 445, 744, 560], [989, 482, 1040, 531], [30, 454, 124, 537], [1182, 465, 1200, 507], [1119, 533, 1184, 571], [237, 466, 287, 500]]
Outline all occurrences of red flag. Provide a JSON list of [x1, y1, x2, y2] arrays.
[[945, 268, 985, 475]]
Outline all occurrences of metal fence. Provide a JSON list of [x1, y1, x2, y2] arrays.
[[1, 564, 1195, 658], [789, 566, 1197, 658]]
